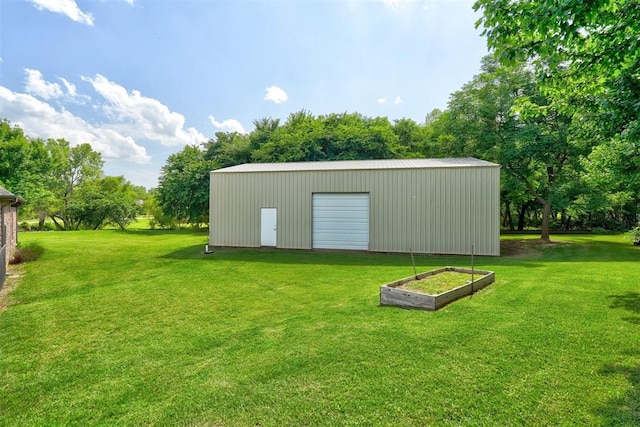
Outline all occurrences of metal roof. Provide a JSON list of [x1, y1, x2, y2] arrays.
[[0, 186, 18, 199], [0, 186, 25, 205], [212, 158, 499, 174]]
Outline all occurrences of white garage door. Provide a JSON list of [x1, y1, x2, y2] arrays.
[[312, 193, 369, 250]]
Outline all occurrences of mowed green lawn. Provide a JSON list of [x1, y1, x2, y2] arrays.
[[1, 230, 638, 426]]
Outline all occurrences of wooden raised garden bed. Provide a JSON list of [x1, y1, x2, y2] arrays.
[[380, 266, 495, 311]]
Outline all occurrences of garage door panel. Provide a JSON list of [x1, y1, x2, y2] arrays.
[[314, 212, 367, 219], [312, 193, 369, 250], [315, 201, 368, 208], [314, 232, 368, 240], [313, 226, 368, 233]]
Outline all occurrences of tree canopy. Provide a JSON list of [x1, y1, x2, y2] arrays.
[[474, 0, 640, 230], [0, 119, 143, 230], [5, 3, 640, 240], [436, 56, 582, 240]]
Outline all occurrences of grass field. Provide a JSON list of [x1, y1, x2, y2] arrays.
[[1, 230, 639, 426]]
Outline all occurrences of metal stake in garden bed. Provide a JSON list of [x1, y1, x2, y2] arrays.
[[471, 244, 475, 294], [410, 248, 418, 280]]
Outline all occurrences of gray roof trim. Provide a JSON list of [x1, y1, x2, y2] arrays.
[[0, 186, 25, 205], [212, 158, 499, 174]]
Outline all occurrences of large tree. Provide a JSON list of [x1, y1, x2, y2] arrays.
[[204, 132, 252, 169], [250, 111, 400, 163], [0, 119, 30, 191], [68, 176, 141, 230], [474, 0, 640, 225], [439, 56, 582, 240], [0, 120, 146, 231], [473, 0, 640, 125], [157, 145, 214, 226], [0, 122, 56, 226], [156, 111, 405, 225], [47, 140, 104, 230]]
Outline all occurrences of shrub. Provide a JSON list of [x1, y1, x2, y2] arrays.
[[149, 214, 178, 230], [626, 224, 640, 246], [9, 242, 45, 264]]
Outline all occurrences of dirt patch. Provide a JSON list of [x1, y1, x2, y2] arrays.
[[0, 265, 24, 312], [501, 238, 571, 257]]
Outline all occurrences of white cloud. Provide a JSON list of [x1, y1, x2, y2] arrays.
[[383, 0, 408, 8], [24, 68, 63, 99], [264, 85, 288, 104], [29, 0, 94, 26], [24, 69, 86, 102], [377, 97, 387, 104], [394, 96, 403, 104], [84, 74, 205, 146], [124, 0, 134, 5], [0, 86, 150, 163], [59, 77, 77, 97], [209, 115, 247, 134]]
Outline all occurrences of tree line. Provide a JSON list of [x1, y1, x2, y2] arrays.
[[157, 55, 638, 239], [0, 120, 145, 230], [3, 53, 637, 237], [3, 1, 639, 238]]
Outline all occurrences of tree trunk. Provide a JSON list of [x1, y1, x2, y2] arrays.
[[541, 200, 551, 242], [50, 215, 64, 231], [38, 212, 47, 231], [517, 202, 528, 231], [502, 200, 514, 230]]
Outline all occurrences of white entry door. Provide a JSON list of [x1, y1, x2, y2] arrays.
[[260, 208, 277, 247]]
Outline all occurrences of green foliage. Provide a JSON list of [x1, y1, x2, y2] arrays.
[[0, 119, 30, 191], [392, 117, 431, 158], [473, 0, 640, 128], [626, 223, 640, 246], [19, 221, 56, 232], [145, 190, 179, 229], [0, 121, 56, 222], [205, 131, 252, 169], [248, 111, 400, 163], [1, 231, 639, 424], [474, 0, 640, 229], [68, 176, 141, 230], [432, 55, 582, 240], [0, 119, 148, 231], [156, 111, 413, 226], [157, 145, 214, 225]]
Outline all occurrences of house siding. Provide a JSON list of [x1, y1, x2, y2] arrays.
[[1, 203, 19, 266]]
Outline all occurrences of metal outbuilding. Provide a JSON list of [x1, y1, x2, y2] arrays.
[[209, 158, 500, 256]]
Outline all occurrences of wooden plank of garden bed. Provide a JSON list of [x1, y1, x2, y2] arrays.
[[380, 286, 435, 310]]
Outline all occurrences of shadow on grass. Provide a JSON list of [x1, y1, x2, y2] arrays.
[[597, 356, 640, 425], [503, 237, 639, 262], [159, 233, 639, 266], [117, 228, 208, 237], [608, 292, 640, 324], [160, 244, 547, 269], [597, 296, 640, 423]]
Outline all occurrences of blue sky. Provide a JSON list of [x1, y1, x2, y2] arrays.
[[0, 0, 488, 189]]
